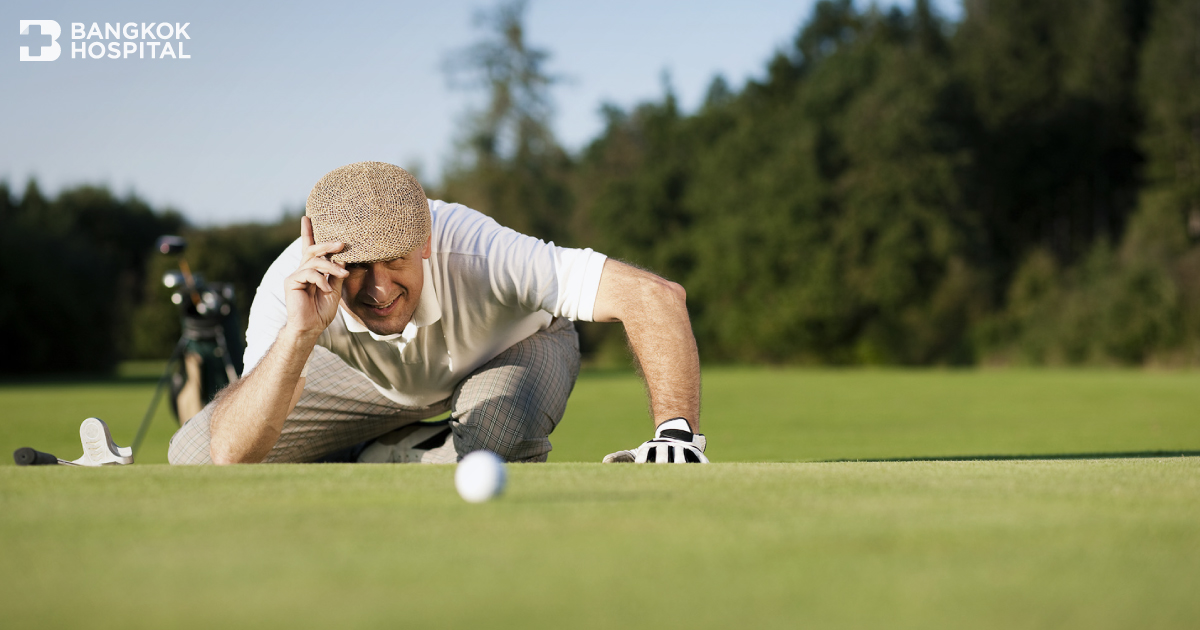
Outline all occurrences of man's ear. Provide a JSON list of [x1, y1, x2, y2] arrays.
[[421, 234, 432, 259]]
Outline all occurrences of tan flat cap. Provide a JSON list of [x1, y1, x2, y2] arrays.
[[306, 161, 431, 263]]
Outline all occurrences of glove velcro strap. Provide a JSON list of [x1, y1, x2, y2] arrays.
[[654, 418, 692, 438], [658, 429, 695, 442], [651, 429, 707, 453]]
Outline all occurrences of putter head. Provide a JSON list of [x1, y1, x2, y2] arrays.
[[73, 418, 134, 466]]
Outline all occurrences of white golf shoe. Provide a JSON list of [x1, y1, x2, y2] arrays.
[[357, 422, 457, 464]]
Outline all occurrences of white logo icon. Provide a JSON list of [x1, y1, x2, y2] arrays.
[[19, 20, 62, 61]]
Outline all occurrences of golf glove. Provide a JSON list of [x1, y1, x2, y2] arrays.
[[602, 418, 709, 464]]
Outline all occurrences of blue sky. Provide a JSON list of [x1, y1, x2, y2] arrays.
[[1, 0, 960, 225]]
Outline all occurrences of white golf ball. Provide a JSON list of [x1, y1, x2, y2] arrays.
[[455, 450, 507, 503]]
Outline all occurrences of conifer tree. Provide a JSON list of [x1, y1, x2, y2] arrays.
[[440, 0, 572, 244]]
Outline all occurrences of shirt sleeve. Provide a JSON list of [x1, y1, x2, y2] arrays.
[[242, 238, 303, 375], [437, 203, 608, 322], [551, 246, 608, 321]]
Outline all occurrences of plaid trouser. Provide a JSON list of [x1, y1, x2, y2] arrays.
[[168, 317, 580, 464]]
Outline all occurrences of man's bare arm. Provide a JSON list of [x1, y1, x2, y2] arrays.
[[209, 217, 346, 464], [591, 259, 701, 431], [208, 332, 311, 464]]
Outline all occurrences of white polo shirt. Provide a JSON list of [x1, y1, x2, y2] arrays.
[[243, 200, 609, 407]]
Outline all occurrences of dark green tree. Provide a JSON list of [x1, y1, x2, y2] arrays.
[[954, 0, 1151, 275], [0, 181, 182, 372], [577, 1, 983, 364]]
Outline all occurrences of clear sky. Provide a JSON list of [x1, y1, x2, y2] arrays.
[[1, 0, 960, 225]]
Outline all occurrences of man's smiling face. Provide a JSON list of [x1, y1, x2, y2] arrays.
[[340, 237, 431, 336]]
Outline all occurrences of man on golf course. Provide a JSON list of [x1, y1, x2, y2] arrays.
[[168, 161, 708, 465]]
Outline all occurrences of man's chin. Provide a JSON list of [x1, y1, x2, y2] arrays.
[[342, 302, 415, 337], [350, 308, 415, 337], [362, 318, 410, 337]]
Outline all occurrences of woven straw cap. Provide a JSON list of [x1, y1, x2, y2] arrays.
[[306, 162, 430, 263]]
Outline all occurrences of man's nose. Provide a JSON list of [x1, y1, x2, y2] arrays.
[[363, 264, 390, 300]]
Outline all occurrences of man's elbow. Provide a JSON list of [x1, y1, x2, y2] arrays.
[[209, 440, 242, 465], [643, 276, 687, 310], [209, 426, 259, 465], [664, 279, 686, 306]]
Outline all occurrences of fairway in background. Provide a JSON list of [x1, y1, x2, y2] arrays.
[[0, 380, 178, 466], [3, 367, 1200, 465], [552, 368, 1200, 462]]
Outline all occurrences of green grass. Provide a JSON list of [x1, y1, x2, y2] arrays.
[[555, 368, 1200, 462], [1, 368, 1199, 628]]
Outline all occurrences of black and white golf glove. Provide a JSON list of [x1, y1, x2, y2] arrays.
[[602, 418, 709, 464]]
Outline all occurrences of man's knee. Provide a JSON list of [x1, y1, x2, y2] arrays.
[[451, 393, 556, 463], [451, 325, 580, 463]]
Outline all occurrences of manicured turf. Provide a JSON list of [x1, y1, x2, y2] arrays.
[[4, 367, 1200, 464], [555, 368, 1200, 462], [1, 368, 1198, 628], [2, 461, 1198, 628]]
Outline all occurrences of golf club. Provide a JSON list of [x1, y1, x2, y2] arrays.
[[12, 418, 133, 467]]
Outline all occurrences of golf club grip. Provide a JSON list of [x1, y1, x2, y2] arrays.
[[13, 447, 60, 466]]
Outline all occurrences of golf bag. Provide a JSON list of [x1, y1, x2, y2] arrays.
[[129, 237, 246, 456], [166, 282, 243, 423]]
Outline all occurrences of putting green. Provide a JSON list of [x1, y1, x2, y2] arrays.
[[1, 461, 1197, 628], [1, 368, 1198, 628]]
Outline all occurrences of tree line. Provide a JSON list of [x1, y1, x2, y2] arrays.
[[2, 0, 1198, 372]]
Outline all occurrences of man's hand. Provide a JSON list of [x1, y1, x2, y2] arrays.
[[591, 260, 706, 460], [602, 418, 709, 464], [285, 216, 348, 338], [209, 217, 347, 464]]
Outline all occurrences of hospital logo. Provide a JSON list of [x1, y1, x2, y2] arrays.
[[19, 20, 61, 61], [19, 20, 192, 61]]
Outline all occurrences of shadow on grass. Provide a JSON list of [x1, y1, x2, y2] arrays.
[[825, 450, 1200, 463]]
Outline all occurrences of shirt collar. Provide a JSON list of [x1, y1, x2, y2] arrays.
[[340, 258, 441, 341]]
